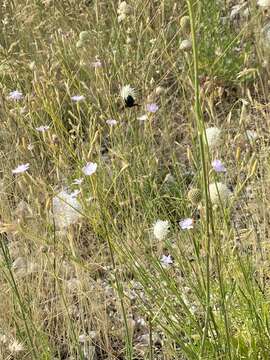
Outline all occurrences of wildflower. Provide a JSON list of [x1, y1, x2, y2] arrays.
[[118, 1, 132, 14], [8, 90, 23, 100], [209, 182, 232, 205], [120, 85, 137, 108], [179, 218, 194, 230], [106, 119, 118, 126], [153, 220, 170, 240], [246, 130, 258, 141], [118, 13, 126, 22], [187, 188, 201, 205], [258, 0, 270, 7], [52, 190, 82, 229], [205, 127, 221, 149], [92, 60, 102, 68], [180, 16, 190, 32], [212, 159, 226, 173], [180, 39, 192, 51], [82, 162, 97, 176], [72, 178, 83, 185], [117, 1, 132, 22], [36, 125, 50, 132], [12, 163, 29, 174], [137, 114, 148, 121], [8, 340, 24, 353], [79, 334, 88, 343], [71, 95, 85, 102], [146, 103, 159, 113], [161, 254, 173, 267]]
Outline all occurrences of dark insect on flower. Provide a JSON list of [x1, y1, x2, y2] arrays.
[[120, 85, 138, 108]]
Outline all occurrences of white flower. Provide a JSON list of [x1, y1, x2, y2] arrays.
[[179, 218, 194, 230], [205, 127, 221, 149], [137, 114, 148, 121], [212, 159, 226, 173], [258, 0, 270, 7], [246, 130, 258, 141], [92, 60, 102, 68], [8, 340, 24, 353], [71, 95, 85, 102], [209, 182, 232, 205], [72, 178, 83, 185], [117, 1, 132, 15], [106, 119, 118, 126], [153, 220, 170, 240], [120, 85, 136, 101], [82, 162, 97, 176], [118, 13, 126, 22], [36, 125, 50, 132], [146, 103, 159, 113], [12, 163, 29, 174], [52, 190, 82, 229], [180, 39, 192, 51], [161, 254, 173, 267], [8, 90, 23, 100]]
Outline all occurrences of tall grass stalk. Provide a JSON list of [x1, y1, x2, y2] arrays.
[[185, 0, 232, 358]]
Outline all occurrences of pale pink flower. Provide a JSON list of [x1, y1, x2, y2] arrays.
[[106, 119, 118, 126], [36, 125, 50, 132], [179, 218, 194, 230], [12, 163, 30, 174], [8, 90, 23, 100], [71, 95, 85, 102], [212, 159, 226, 173], [161, 254, 173, 267], [72, 178, 83, 185], [82, 162, 97, 176], [92, 60, 102, 68], [146, 103, 159, 113]]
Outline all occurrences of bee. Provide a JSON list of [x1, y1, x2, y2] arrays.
[[120, 85, 139, 108]]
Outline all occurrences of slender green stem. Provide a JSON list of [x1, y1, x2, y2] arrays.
[[185, 0, 212, 356]]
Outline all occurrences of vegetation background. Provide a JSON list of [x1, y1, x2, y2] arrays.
[[0, 0, 270, 359]]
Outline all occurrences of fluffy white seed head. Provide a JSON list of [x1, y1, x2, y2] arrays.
[[258, 0, 270, 7], [120, 85, 136, 100], [205, 127, 221, 149], [52, 190, 82, 229], [8, 340, 24, 353], [117, 1, 132, 15], [209, 182, 232, 205], [180, 39, 192, 51], [153, 220, 170, 240]]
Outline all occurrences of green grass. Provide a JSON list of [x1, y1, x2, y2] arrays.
[[0, 0, 270, 359]]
